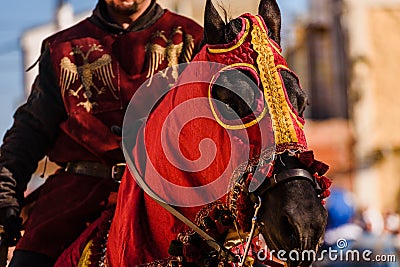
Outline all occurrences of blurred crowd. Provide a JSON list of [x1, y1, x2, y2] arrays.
[[315, 188, 400, 266]]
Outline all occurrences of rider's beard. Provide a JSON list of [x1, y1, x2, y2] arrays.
[[107, 1, 144, 16]]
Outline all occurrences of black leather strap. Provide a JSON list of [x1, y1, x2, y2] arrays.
[[257, 168, 320, 196], [64, 161, 126, 182]]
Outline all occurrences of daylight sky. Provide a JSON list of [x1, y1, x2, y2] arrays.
[[0, 0, 308, 138]]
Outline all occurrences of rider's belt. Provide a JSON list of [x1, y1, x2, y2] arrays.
[[64, 161, 126, 182]]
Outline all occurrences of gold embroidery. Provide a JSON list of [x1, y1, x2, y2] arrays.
[[254, 15, 306, 137], [250, 21, 299, 145], [77, 239, 93, 267], [254, 15, 283, 57], [145, 27, 195, 86], [276, 64, 290, 71], [275, 65, 305, 130], [165, 27, 184, 82], [182, 34, 194, 63], [145, 30, 168, 84], [59, 44, 117, 112]]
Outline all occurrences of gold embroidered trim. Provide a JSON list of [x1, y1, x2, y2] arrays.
[[77, 239, 93, 267], [177, 201, 228, 245], [276, 64, 289, 70], [251, 20, 299, 145], [254, 15, 283, 57], [207, 19, 250, 54], [288, 107, 304, 130], [268, 38, 283, 57], [137, 257, 182, 267], [208, 63, 268, 130], [275, 64, 305, 130]]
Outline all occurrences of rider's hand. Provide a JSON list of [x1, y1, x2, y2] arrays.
[[0, 207, 22, 247]]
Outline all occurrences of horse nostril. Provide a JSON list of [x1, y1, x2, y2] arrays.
[[280, 215, 300, 246]]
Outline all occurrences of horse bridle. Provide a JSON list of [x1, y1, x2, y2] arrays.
[[254, 167, 322, 198], [230, 152, 323, 207], [227, 153, 323, 266]]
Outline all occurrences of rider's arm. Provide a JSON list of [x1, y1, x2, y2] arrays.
[[0, 45, 67, 211]]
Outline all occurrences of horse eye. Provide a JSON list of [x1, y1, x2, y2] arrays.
[[225, 103, 236, 113]]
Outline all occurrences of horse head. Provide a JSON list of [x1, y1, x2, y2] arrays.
[[205, 0, 308, 118], [204, 0, 328, 266]]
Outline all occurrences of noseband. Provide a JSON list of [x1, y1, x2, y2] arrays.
[[229, 152, 324, 210], [255, 167, 322, 198]]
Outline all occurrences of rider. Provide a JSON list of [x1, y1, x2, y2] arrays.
[[0, 0, 203, 266]]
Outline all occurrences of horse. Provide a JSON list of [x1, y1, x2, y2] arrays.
[[54, 1, 330, 267]]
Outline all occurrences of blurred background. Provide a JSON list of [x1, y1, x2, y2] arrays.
[[1, 0, 400, 264]]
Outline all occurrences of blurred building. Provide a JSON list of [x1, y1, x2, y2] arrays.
[[287, 0, 400, 212], [344, 0, 400, 212]]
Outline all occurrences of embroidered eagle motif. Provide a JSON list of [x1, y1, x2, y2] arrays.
[[145, 26, 194, 86], [59, 44, 117, 112]]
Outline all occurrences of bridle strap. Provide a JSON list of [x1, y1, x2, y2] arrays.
[[256, 168, 321, 196]]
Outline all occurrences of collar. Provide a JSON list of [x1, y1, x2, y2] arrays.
[[90, 0, 164, 34]]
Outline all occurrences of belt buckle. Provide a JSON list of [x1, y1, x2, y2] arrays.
[[111, 163, 126, 182]]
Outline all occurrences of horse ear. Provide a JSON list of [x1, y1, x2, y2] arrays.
[[258, 0, 281, 45], [204, 0, 226, 45]]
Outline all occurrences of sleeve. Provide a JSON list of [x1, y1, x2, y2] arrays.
[[0, 45, 67, 209]]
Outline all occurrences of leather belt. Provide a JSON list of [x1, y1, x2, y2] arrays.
[[64, 161, 126, 182]]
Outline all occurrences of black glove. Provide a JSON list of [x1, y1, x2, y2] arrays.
[[0, 207, 22, 247]]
